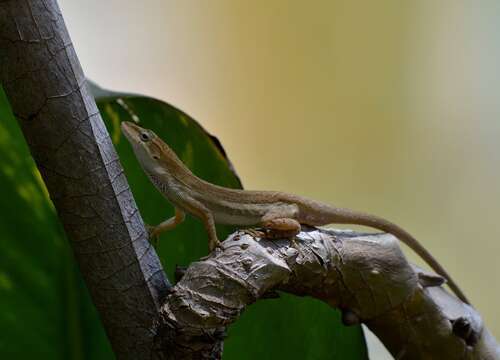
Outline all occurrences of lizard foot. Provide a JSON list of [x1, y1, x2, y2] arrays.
[[262, 229, 304, 256], [289, 235, 299, 248], [240, 228, 266, 239], [262, 228, 300, 240], [208, 238, 223, 252]]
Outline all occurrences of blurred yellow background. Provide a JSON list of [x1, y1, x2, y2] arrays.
[[59, 0, 500, 355]]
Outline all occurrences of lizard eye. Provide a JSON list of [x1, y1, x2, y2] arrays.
[[140, 132, 150, 142]]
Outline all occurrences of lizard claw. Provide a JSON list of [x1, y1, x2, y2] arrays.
[[208, 238, 223, 252], [241, 228, 265, 239], [289, 235, 301, 250]]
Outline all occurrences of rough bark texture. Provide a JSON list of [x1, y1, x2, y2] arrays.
[[156, 228, 500, 360], [0, 1, 170, 358]]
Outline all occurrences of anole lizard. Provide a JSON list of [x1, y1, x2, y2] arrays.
[[121, 121, 469, 304]]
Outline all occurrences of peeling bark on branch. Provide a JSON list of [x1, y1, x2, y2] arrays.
[[156, 229, 500, 360], [0, 1, 169, 358]]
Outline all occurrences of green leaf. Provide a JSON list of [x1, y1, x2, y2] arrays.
[[0, 81, 367, 359], [226, 295, 367, 360], [93, 82, 368, 360], [0, 85, 112, 359]]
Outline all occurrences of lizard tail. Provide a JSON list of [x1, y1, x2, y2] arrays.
[[325, 208, 470, 305]]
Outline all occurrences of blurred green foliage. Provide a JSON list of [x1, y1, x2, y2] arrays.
[[0, 83, 367, 359], [0, 86, 112, 359]]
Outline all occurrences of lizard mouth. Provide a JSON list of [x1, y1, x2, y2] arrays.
[[121, 121, 140, 142]]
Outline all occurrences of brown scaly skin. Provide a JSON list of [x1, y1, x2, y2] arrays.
[[121, 121, 470, 305]]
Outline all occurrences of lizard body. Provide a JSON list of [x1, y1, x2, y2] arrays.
[[121, 121, 469, 304]]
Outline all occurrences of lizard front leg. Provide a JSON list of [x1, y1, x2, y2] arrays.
[[149, 207, 186, 239], [177, 196, 221, 251]]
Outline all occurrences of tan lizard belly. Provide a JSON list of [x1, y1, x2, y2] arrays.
[[212, 209, 262, 226], [208, 201, 273, 226], [202, 196, 299, 227], [210, 203, 269, 226]]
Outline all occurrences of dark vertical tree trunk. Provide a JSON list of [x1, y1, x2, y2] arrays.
[[0, 1, 169, 358]]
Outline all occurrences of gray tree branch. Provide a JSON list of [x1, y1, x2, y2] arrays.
[[157, 229, 500, 360], [0, 1, 169, 358]]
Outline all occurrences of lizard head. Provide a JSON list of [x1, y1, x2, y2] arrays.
[[121, 121, 194, 179], [121, 121, 165, 172]]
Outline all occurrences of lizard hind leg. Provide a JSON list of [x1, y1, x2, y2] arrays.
[[260, 204, 301, 239], [148, 208, 186, 240], [261, 218, 302, 239]]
